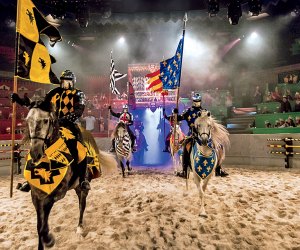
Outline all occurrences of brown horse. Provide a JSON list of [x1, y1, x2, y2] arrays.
[[24, 100, 117, 250]]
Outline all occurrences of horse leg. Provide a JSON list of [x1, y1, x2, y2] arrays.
[[75, 187, 89, 236], [193, 174, 207, 217], [126, 160, 132, 172], [120, 160, 125, 178], [202, 173, 213, 192], [32, 194, 55, 250]]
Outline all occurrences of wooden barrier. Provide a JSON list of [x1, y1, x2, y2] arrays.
[[267, 137, 300, 168]]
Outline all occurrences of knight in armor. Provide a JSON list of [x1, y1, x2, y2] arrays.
[[108, 104, 136, 153], [174, 93, 229, 178], [11, 70, 91, 191]]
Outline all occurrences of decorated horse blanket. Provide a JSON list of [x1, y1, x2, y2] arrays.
[[24, 127, 101, 194], [192, 143, 217, 179]]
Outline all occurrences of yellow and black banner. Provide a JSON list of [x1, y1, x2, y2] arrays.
[[16, 0, 62, 45], [17, 34, 58, 84], [16, 0, 62, 84]]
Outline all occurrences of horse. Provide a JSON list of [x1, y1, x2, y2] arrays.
[[188, 110, 230, 217], [133, 128, 148, 164], [169, 124, 185, 174], [23, 100, 117, 250], [113, 121, 133, 177]]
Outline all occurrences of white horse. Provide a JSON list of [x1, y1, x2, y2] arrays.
[[189, 110, 230, 217], [170, 124, 185, 174], [113, 121, 132, 177]]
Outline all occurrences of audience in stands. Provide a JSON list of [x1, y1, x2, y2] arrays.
[[296, 117, 300, 127], [278, 119, 286, 128], [264, 120, 272, 128], [294, 92, 300, 112], [279, 95, 292, 113], [253, 85, 263, 104], [264, 91, 273, 102], [271, 87, 282, 101], [286, 116, 296, 127]]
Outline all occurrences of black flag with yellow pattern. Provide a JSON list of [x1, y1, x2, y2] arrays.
[[17, 34, 59, 84], [16, 0, 62, 84], [16, 0, 62, 46]]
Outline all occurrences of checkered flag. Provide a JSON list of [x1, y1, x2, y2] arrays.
[[110, 52, 127, 95]]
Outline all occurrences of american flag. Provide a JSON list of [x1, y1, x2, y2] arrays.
[[110, 52, 127, 95]]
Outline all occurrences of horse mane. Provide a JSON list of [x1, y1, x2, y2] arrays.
[[210, 116, 230, 150], [113, 121, 126, 138]]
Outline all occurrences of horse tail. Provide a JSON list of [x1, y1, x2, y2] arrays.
[[98, 150, 118, 175]]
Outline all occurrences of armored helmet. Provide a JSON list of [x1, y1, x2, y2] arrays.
[[192, 93, 202, 102], [60, 70, 76, 84]]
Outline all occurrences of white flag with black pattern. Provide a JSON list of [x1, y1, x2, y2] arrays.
[[110, 52, 127, 95]]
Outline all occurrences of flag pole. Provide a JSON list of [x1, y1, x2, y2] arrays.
[[10, 1, 22, 197], [107, 50, 112, 138], [173, 13, 187, 149], [163, 93, 166, 140]]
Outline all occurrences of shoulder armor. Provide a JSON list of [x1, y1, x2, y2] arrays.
[[76, 90, 86, 105]]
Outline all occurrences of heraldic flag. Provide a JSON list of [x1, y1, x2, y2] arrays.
[[146, 37, 184, 92], [16, 0, 62, 84], [160, 37, 184, 90], [110, 52, 127, 95]]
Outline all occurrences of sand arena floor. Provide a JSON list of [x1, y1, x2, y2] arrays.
[[0, 166, 299, 250]]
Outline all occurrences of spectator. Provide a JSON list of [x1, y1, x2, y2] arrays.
[[278, 119, 286, 128], [295, 117, 300, 127], [83, 110, 97, 132], [272, 87, 282, 101], [286, 89, 293, 101], [264, 120, 272, 128], [0, 110, 2, 119], [279, 95, 292, 113], [253, 86, 262, 104], [274, 120, 280, 128], [264, 91, 273, 102], [286, 116, 296, 127], [294, 92, 300, 112]]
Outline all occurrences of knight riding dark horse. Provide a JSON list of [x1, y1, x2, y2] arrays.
[[108, 104, 136, 153], [12, 70, 91, 191]]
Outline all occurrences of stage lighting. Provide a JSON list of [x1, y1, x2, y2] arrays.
[[248, 0, 262, 16], [76, 6, 89, 28], [228, 0, 242, 25], [208, 0, 219, 17]]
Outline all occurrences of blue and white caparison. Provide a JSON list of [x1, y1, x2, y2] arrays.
[[192, 138, 217, 179]]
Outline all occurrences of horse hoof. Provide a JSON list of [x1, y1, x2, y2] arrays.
[[43, 233, 55, 248], [199, 213, 208, 218], [76, 226, 84, 236]]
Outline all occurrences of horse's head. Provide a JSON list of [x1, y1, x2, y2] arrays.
[[114, 121, 127, 142], [25, 99, 56, 164], [194, 110, 212, 146]]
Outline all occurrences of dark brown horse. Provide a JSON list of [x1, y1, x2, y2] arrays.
[[24, 100, 116, 249]]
